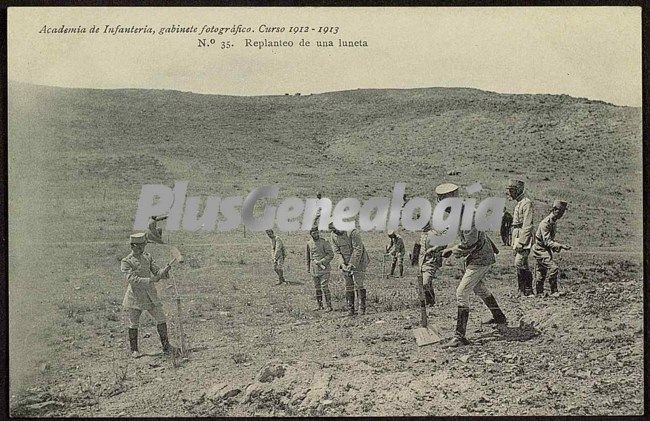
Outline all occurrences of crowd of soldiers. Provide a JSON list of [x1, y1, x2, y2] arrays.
[[119, 180, 571, 356]]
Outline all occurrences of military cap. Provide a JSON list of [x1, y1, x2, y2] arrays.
[[387, 230, 395, 236], [265, 228, 274, 234], [507, 179, 524, 189], [130, 232, 147, 244], [435, 182, 459, 196], [552, 200, 568, 210]]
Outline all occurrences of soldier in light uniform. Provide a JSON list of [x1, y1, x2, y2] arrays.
[[415, 221, 446, 306], [437, 183, 508, 348], [532, 200, 571, 296], [265, 229, 287, 285], [386, 230, 405, 277], [306, 227, 334, 311], [120, 233, 178, 358], [329, 222, 370, 316], [506, 179, 535, 297]]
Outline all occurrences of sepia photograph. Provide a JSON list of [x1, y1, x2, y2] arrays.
[[6, 6, 644, 416]]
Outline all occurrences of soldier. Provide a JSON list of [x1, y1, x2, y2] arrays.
[[120, 232, 178, 358], [306, 227, 334, 311], [386, 230, 405, 277], [437, 183, 508, 348], [265, 229, 287, 285], [329, 222, 370, 316], [415, 221, 445, 306], [532, 200, 571, 297], [501, 209, 513, 246], [506, 179, 535, 297]]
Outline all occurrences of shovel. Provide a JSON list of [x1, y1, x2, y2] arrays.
[[413, 274, 442, 346], [168, 246, 188, 357]]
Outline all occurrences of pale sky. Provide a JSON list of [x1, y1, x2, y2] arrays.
[[8, 7, 642, 106]]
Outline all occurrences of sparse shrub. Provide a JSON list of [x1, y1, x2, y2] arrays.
[[105, 311, 119, 322], [231, 352, 250, 364]]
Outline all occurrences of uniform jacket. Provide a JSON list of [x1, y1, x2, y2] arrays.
[[532, 213, 562, 259], [306, 237, 334, 276], [331, 229, 370, 271], [387, 235, 406, 257], [418, 229, 446, 270], [511, 194, 534, 250], [121, 251, 168, 310], [454, 219, 496, 267], [271, 236, 286, 262]]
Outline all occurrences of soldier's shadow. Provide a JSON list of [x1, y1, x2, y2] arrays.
[[284, 280, 304, 286], [471, 322, 541, 344]]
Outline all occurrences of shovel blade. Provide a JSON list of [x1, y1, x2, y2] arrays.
[[170, 246, 183, 263], [414, 327, 443, 347]]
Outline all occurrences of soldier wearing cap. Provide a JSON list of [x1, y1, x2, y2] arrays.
[[506, 179, 535, 297], [121, 232, 178, 358], [532, 200, 571, 296], [306, 227, 334, 311], [414, 220, 445, 306], [437, 183, 508, 348], [386, 230, 405, 278], [329, 222, 370, 316], [265, 229, 287, 285]]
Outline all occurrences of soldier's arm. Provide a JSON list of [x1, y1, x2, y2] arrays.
[[121, 259, 156, 286], [538, 220, 562, 251], [274, 238, 283, 261], [320, 240, 335, 266], [349, 230, 364, 268], [454, 224, 480, 257], [518, 200, 534, 246], [306, 244, 312, 272], [149, 256, 169, 280]]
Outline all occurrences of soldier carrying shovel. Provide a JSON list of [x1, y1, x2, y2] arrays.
[[121, 232, 179, 358], [306, 226, 334, 312], [532, 200, 571, 297], [329, 222, 370, 316], [436, 183, 508, 348], [386, 230, 406, 278]]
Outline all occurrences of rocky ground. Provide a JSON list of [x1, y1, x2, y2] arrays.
[[9, 243, 644, 416]]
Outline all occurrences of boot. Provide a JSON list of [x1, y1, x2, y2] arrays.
[[324, 289, 333, 312], [399, 262, 404, 277], [481, 295, 507, 325], [516, 269, 525, 295], [275, 268, 285, 285], [523, 270, 534, 297], [389, 260, 396, 277], [549, 274, 558, 295], [128, 328, 140, 358], [535, 280, 545, 295], [359, 289, 367, 315], [157, 323, 178, 356], [346, 291, 356, 316], [315, 292, 324, 310], [443, 307, 471, 348], [424, 284, 436, 306]]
